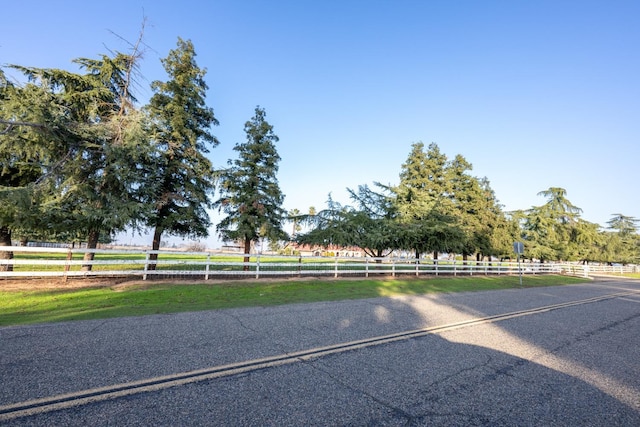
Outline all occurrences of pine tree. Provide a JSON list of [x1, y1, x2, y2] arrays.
[[215, 107, 286, 265], [144, 38, 218, 265], [296, 184, 400, 260], [607, 214, 638, 236], [477, 177, 513, 259], [446, 156, 508, 261], [395, 142, 449, 219], [524, 187, 584, 261], [3, 49, 151, 270], [605, 214, 639, 263], [0, 69, 59, 252], [393, 142, 462, 259], [58, 53, 150, 269]]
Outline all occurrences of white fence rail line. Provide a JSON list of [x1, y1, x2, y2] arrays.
[[0, 246, 637, 280]]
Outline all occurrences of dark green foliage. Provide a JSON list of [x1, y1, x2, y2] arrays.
[[1, 49, 153, 266], [392, 142, 474, 259], [522, 187, 602, 262], [215, 106, 286, 256], [297, 186, 400, 258], [299, 142, 513, 261], [525, 188, 586, 261], [607, 214, 638, 236], [601, 214, 639, 264], [144, 38, 219, 253], [1, 38, 219, 262]]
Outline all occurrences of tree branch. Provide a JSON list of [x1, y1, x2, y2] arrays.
[[0, 119, 45, 134]]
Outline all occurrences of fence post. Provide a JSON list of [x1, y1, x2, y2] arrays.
[[63, 249, 73, 282], [453, 260, 457, 277], [256, 254, 260, 279], [392, 258, 396, 278], [415, 258, 419, 277], [205, 252, 211, 280], [143, 251, 150, 281], [365, 258, 369, 278], [435, 259, 438, 276], [334, 255, 338, 278]]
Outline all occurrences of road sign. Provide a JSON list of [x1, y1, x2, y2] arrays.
[[513, 242, 524, 288], [513, 241, 524, 254]]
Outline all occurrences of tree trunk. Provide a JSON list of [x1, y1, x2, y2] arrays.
[[243, 238, 251, 271], [375, 249, 383, 265], [433, 251, 438, 260], [0, 226, 13, 272], [82, 229, 99, 271], [148, 226, 163, 271]]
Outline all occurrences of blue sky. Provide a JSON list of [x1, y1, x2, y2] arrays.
[[2, 1, 638, 248]]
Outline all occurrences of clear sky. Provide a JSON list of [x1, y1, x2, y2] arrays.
[[2, 0, 638, 248]]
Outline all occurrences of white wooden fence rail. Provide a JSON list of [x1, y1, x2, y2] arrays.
[[0, 246, 636, 280]]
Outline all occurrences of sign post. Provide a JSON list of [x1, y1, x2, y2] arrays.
[[513, 242, 524, 287]]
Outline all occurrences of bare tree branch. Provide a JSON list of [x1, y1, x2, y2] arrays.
[[0, 119, 45, 134]]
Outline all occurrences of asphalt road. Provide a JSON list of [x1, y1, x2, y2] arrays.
[[1, 279, 639, 426]]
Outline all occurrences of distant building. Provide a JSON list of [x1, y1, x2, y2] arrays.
[[221, 242, 243, 253]]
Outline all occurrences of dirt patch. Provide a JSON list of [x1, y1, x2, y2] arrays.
[[0, 277, 248, 292], [0, 275, 401, 292], [0, 277, 133, 291]]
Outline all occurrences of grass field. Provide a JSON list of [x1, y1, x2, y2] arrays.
[[0, 275, 589, 327]]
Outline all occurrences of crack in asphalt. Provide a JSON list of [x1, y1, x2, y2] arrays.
[[221, 312, 259, 334], [303, 356, 418, 425]]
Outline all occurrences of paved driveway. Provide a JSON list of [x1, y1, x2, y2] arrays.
[[1, 280, 639, 426]]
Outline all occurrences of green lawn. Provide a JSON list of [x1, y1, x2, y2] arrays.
[[0, 275, 588, 326]]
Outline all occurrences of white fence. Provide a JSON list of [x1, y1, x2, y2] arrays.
[[0, 246, 637, 281]]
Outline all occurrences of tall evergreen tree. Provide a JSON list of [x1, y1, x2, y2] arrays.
[[524, 187, 585, 261], [446, 156, 511, 261], [537, 187, 583, 224], [57, 54, 149, 268], [604, 213, 639, 263], [447, 154, 484, 260], [477, 178, 513, 259], [394, 142, 449, 219], [144, 38, 218, 264], [215, 106, 286, 264], [607, 214, 638, 236], [392, 142, 462, 259], [3, 50, 151, 270]]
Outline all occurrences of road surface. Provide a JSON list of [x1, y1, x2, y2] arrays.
[[1, 279, 639, 425]]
